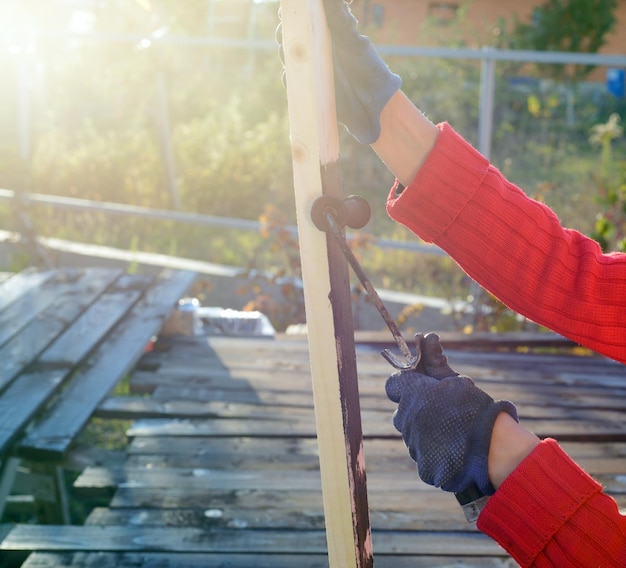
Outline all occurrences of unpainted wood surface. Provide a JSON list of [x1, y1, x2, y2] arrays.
[[2, 331, 624, 567]]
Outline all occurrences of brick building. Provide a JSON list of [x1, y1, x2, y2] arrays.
[[347, 0, 625, 86], [351, 0, 626, 55]]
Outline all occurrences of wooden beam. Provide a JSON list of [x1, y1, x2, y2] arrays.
[[279, 1, 372, 566]]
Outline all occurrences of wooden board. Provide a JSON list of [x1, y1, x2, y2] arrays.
[[18, 270, 196, 461], [0, 276, 148, 453], [3, 330, 625, 568], [122, 413, 626, 442], [0, 268, 121, 391], [279, 1, 371, 565], [19, 552, 517, 568], [0, 269, 53, 311], [1, 525, 504, 556]]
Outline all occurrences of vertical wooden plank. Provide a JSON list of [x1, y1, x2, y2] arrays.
[[279, 1, 372, 566]]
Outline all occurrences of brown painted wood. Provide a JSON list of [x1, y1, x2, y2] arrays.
[[279, 1, 372, 564]]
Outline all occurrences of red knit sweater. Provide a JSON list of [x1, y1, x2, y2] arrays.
[[386, 123, 626, 565], [478, 439, 626, 567], [386, 122, 626, 364]]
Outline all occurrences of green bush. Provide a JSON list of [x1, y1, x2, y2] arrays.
[[1, 3, 625, 333]]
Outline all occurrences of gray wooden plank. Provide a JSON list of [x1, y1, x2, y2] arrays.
[[125, 433, 626, 462], [124, 414, 626, 442], [0, 522, 13, 542], [19, 552, 516, 568], [0, 276, 149, 453], [0, 268, 54, 312], [0, 269, 82, 348], [146, 379, 626, 416], [18, 270, 196, 460], [0, 525, 504, 556], [0, 268, 122, 391], [38, 274, 153, 365], [128, 369, 315, 398], [126, 417, 319, 438], [19, 552, 333, 568], [355, 330, 576, 350], [99, 392, 626, 428], [129, 365, 626, 412], [123, 436, 626, 479], [74, 461, 626, 498], [97, 396, 316, 421], [83, 495, 475, 532], [126, 434, 321, 457], [103, 484, 473, 524], [129, 339, 626, 410], [151, 384, 316, 408], [74, 466, 437, 494]]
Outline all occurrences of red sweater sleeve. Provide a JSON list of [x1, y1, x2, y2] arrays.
[[477, 439, 626, 567], [386, 123, 626, 364]]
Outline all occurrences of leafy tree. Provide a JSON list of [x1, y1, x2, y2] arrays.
[[509, 0, 618, 84]]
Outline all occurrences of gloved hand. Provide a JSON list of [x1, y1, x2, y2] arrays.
[[322, 0, 402, 144], [277, 2, 401, 144], [413, 332, 458, 379], [385, 333, 518, 495]]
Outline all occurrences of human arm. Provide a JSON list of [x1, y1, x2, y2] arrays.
[[479, 437, 626, 567], [322, 0, 626, 363], [383, 122, 626, 364], [390, 334, 626, 567]]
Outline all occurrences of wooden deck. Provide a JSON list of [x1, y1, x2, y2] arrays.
[[2, 325, 626, 566]]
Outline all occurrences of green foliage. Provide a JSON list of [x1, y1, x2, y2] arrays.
[[508, 0, 618, 83], [1, 1, 625, 334], [173, 97, 292, 219], [588, 113, 626, 251], [236, 204, 305, 332]]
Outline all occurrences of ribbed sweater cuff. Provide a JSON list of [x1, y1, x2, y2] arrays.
[[477, 439, 603, 567], [386, 122, 490, 242]]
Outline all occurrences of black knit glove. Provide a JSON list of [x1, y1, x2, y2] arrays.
[[322, 0, 401, 144], [277, 1, 400, 144], [385, 334, 518, 495]]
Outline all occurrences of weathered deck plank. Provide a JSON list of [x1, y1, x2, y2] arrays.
[[1, 525, 505, 556], [19, 552, 515, 568], [18, 270, 196, 461], [0, 269, 121, 391], [0, 276, 149, 454], [3, 330, 625, 567]]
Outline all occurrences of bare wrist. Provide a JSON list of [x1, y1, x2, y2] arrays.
[[488, 412, 540, 489], [371, 91, 438, 186]]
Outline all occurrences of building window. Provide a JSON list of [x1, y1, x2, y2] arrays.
[[428, 2, 459, 25]]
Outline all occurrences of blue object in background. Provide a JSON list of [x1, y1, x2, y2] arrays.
[[607, 68, 625, 97]]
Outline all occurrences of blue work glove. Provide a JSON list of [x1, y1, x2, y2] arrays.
[[385, 333, 518, 495], [322, 0, 402, 144]]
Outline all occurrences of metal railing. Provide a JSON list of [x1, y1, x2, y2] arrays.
[[4, 39, 625, 258], [0, 188, 447, 257]]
